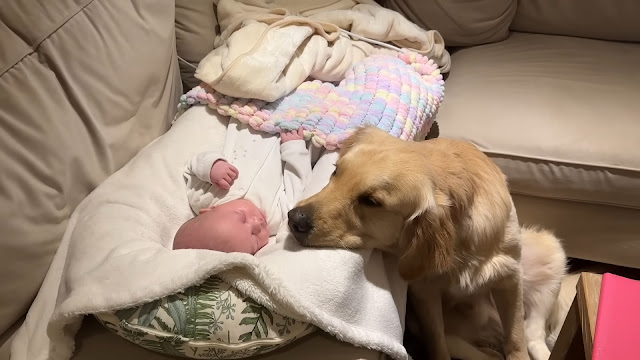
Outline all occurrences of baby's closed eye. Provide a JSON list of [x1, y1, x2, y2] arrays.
[[236, 210, 247, 223]]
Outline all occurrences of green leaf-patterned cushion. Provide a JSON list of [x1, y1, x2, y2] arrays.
[[94, 276, 315, 359]]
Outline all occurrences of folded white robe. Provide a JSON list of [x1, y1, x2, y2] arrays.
[[11, 106, 408, 360], [195, 0, 450, 101]]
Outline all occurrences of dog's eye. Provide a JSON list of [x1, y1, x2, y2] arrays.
[[331, 166, 337, 178], [357, 194, 381, 207]]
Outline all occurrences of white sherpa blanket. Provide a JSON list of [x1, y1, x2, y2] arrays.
[[195, 0, 450, 101], [11, 106, 408, 360]]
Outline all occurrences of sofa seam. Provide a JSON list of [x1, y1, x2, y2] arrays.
[[0, 0, 95, 78], [510, 190, 640, 211], [481, 148, 640, 174], [32, 0, 96, 52]]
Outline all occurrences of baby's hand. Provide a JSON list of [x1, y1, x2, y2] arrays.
[[209, 160, 239, 190], [281, 128, 305, 143]]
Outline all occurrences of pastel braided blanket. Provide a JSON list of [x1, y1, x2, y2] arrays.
[[178, 52, 444, 150]]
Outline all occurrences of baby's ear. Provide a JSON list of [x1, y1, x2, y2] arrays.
[[199, 206, 215, 215]]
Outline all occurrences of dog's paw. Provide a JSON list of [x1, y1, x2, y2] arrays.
[[527, 341, 551, 360]]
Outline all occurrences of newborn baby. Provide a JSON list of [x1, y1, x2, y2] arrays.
[[174, 124, 310, 255]]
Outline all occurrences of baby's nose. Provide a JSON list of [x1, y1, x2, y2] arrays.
[[251, 216, 265, 230]]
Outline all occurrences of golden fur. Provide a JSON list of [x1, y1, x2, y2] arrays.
[[294, 126, 515, 281], [289, 126, 565, 360]]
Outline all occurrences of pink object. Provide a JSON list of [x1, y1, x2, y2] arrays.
[[592, 273, 640, 360]]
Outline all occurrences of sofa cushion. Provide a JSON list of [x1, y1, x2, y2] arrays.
[[0, 0, 181, 336], [175, 0, 218, 90], [438, 33, 640, 210], [382, 0, 517, 46], [512, 0, 640, 43]]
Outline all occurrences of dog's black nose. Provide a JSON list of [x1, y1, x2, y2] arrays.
[[288, 207, 314, 244]]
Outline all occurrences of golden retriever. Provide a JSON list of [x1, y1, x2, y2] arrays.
[[288, 126, 565, 360]]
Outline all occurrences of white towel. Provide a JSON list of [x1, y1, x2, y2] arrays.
[[11, 106, 408, 360]]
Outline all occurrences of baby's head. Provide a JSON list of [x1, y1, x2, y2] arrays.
[[173, 199, 269, 254]]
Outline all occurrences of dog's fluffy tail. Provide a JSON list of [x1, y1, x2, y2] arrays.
[[519, 227, 568, 358]]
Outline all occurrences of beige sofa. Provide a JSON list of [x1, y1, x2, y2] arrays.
[[1, 0, 638, 359], [385, 0, 640, 268]]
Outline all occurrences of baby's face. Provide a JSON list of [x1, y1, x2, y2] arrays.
[[175, 199, 269, 254]]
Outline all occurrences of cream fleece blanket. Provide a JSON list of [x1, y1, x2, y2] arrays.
[[195, 0, 450, 101], [11, 107, 408, 360]]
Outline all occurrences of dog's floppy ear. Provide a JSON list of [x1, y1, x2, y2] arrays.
[[398, 204, 455, 281]]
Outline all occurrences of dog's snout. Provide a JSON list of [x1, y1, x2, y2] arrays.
[[288, 206, 314, 244]]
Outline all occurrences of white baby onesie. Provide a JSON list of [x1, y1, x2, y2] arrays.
[[184, 119, 312, 235]]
